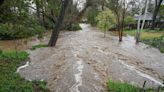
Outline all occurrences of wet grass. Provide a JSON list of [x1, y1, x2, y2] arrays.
[[31, 44, 48, 50], [107, 80, 164, 92], [125, 30, 164, 53], [108, 80, 140, 92], [124, 29, 164, 39], [0, 51, 49, 92]]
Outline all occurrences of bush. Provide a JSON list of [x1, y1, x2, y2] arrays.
[[31, 44, 48, 50], [0, 23, 46, 40], [124, 16, 135, 25], [63, 23, 82, 31], [96, 10, 117, 32], [85, 7, 99, 26]]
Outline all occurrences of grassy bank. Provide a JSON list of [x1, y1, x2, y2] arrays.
[[125, 30, 164, 53], [107, 80, 164, 92], [108, 80, 140, 92], [0, 51, 49, 92], [124, 29, 164, 39], [31, 44, 48, 50]]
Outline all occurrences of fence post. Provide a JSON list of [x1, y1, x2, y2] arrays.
[[157, 86, 161, 92], [143, 81, 147, 92]]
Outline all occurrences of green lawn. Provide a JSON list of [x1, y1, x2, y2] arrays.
[[0, 51, 49, 92], [108, 80, 140, 92], [107, 80, 164, 92], [125, 29, 164, 39], [125, 29, 164, 53]]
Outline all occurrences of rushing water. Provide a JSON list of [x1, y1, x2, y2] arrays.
[[0, 34, 50, 51], [118, 59, 164, 87], [16, 61, 30, 73], [69, 59, 84, 92], [16, 24, 164, 91]]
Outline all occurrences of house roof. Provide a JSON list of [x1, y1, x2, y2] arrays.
[[134, 13, 153, 20]]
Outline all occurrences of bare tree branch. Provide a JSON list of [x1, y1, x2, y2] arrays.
[[28, 6, 56, 23]]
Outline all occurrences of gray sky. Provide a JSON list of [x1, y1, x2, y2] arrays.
[[73, 0, 86, 11]]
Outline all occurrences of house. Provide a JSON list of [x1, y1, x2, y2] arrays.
[[134, 13, 153, 28]]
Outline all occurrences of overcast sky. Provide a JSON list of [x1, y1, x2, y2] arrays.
[[73, 0, 86, 11]]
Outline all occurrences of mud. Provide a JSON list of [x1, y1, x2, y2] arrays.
[[17, 24, 164, 91]]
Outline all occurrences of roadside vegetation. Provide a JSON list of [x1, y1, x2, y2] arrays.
[[108, 80, 140, 92], [31, 44, 48, 50], [0, 20, 46, 40], [108, 80, 164, 92], [0, 51, 49, 92], [125, 29, 164, 53]]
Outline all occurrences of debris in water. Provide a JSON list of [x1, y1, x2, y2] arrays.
[[16, 61, 29, 73]]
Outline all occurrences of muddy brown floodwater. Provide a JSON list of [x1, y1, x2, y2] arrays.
[[15, 24, 164, 92]]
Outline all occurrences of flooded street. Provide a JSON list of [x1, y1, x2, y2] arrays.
[[16, 24, 164, 91]]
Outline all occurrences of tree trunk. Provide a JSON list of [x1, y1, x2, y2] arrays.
[[151, 0, 163, 30], [136, 0, 149, 43], [48, 0, 69, 47], [42, 0, 47, 28], [120, 0, 126, 42], [35, 0, 42, 25], [141, 0, 149, 30], [0, 0, 4, 6], [136, 0, 143, 43], [115, 11, 121, 42]]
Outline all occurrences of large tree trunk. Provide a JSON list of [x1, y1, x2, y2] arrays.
[[0, 0, 4, 6], [35, 0, 42, 25], [136, 0, 143, 43], [136, 0, 149, 43], [120, 0, 126, 42], [42, 0, 48, 28], [48, 0, 69, 47], [0, 0, 4, 22], [115, 12, 121, 41], [151, 0, 163, 30]]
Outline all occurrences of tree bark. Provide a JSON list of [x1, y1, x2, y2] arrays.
[[141, 0, 149, 30], [151, 0, 163, 30], [136, 0, 143, 43], [0, 0, 4, 6], [120, 0, 126, 42], [48, 0, 69, 47], [116, 12, 121, 42], [35, 0, 41, 24], [136, 0, 149, 43]]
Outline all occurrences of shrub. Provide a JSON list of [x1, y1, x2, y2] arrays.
[[96, 10, 117, 32], [31, 44, 48, 50], [124, 16, 135, 25], [0, 23, 46, 40], [63, 23, 82, 31], [85, 7, 99, 26]]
